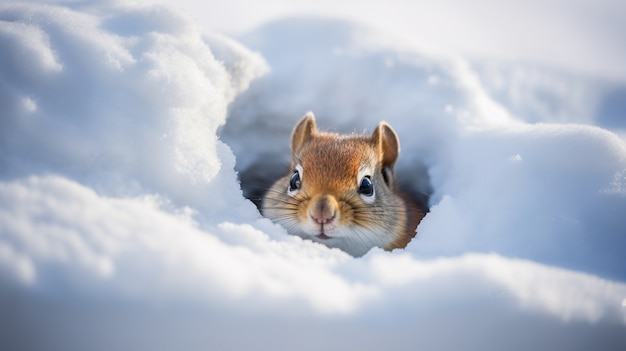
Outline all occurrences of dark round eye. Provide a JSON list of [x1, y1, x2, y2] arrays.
[[358, 176, 374, 196], [289, 171, 301, 192]]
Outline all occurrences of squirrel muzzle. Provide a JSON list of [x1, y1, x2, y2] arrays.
[[309, 194, 339, 225]]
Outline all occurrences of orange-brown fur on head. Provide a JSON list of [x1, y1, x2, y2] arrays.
[[262, 112, 422, 257]]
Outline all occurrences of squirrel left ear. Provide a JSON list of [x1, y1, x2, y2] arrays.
[[291, 111, 318, 154], [371, 121, 400, 169]]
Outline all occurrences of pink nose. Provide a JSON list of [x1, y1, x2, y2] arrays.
[[311, 213, 335, 224]]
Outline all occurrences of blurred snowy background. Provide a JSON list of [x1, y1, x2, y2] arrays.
[[1, 0, 625, 350]]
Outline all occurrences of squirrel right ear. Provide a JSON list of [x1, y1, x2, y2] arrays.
[[371, 121, 400, 169], [291, 112, 318, 152]]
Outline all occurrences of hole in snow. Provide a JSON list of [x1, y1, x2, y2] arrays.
[[220, 107, 433, 222]]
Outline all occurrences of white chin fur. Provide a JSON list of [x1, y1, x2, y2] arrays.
[[298, 226, 392, 257]]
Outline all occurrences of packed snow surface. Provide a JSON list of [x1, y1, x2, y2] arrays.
[[1, 2, 625, 350]]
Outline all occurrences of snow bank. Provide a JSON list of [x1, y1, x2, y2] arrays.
[[1, 3, 625, 351], [0, 1, 267, 218], [225, 17, 626, 278]]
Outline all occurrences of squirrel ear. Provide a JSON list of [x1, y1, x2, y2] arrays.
[[371, 121, 400, 168], [291, 112, 318, 152]]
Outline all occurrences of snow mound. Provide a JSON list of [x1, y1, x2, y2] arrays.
[[1, 4, 625, 351], [0, 1, 267, 217], [224, 16, 626, 279]]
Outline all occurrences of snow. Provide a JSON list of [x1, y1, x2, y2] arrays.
[[175, 0, 626, 81], [1, 1, 625, 351]]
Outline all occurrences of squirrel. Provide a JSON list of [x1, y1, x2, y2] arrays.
[[262, 112, 424, 257]]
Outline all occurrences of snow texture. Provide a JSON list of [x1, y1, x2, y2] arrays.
[[1, 2, 625, 351]]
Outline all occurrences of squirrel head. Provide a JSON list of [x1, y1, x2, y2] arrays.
[[263, 112, 414, 257]]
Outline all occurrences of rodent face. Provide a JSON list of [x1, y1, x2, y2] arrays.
[[262, 113, 411, 257]]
